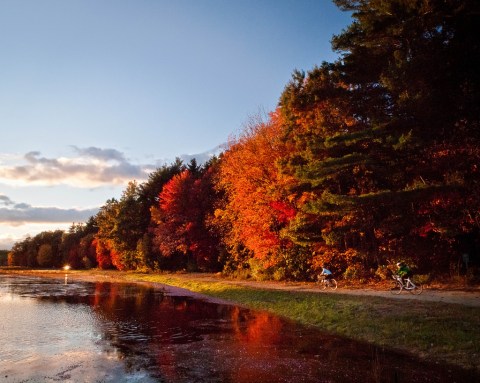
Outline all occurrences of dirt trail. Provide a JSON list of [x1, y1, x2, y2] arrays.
[[160, 272, 480, 307]]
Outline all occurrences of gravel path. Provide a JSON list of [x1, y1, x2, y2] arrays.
[[167, 273, 480, 307]]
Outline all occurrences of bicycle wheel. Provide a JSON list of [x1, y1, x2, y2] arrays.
[[329, 279, 338, 290], [390, 281, 402, 294], [411, 283, 423, 295]]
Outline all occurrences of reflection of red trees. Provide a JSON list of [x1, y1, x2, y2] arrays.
[[88, 283, 301, 382], [231, 307, 282, 345], [92, 283, 102, 307], [92, 282, 118, 311], [229, 307, 284, 381]]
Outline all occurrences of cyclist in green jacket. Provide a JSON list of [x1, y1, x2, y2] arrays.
[[396, 262, 412, 283]]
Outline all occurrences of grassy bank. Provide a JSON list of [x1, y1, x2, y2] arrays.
[[2, 269, 479, 372]]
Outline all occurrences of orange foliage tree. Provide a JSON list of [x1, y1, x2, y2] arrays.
[[214, 111, 300, 276]]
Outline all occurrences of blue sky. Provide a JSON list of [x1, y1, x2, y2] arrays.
[[0, 0, 352, 249]]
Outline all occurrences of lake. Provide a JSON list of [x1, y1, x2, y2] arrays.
[[0, 274, 476, 382]]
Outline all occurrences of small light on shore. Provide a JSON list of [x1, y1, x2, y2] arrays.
[[63, 265, 71, 271]]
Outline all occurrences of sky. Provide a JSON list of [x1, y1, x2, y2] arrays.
[[0, 0, 352, 250]]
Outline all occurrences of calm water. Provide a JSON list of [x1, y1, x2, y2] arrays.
[[0, 275, 477, 383]]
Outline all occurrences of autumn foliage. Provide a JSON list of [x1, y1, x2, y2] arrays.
[[214, 112, 297, 268], [8, 1, 480, 282], [151, 164, 221, 271]]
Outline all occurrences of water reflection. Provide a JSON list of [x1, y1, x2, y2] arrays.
[[0, 275, 477, 383]]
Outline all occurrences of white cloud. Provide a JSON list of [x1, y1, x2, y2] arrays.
[[0, 205, 99, 225], [0, 194, 98, 250], [0, 194, 98, 226], [0, 145, 224, 189], [0, 147, 156, 188]]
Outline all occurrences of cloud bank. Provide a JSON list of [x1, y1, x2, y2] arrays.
[[0, 146, 156, 188], [0, 194, 98, 226], [0, 146, 223, 188]]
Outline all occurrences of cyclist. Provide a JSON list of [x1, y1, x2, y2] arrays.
[[396, 261, 412, 284], [320, 265, 333, 281]]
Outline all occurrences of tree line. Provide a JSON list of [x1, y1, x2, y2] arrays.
[[7, 0, 480, 282]]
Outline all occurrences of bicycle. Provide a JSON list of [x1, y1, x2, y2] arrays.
[[390, 274, 423, 295], [317, 275, 338, 290]]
